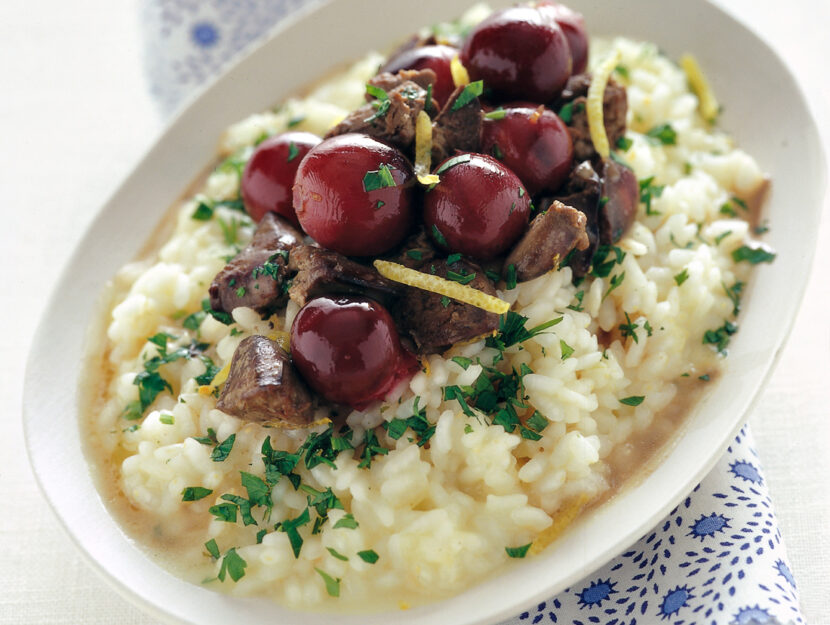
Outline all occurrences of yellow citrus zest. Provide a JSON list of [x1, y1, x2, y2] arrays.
[[267, 330, 290, 352], [680, 53, 720, 124], [373, 260, 510, 315], [450, 55, 470, 88], [414, 110, 439, 186], [587, 49, 622, 159], [530, 494, 591, 555], [197, 358, 232, 396]]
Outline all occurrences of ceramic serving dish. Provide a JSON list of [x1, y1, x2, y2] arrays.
[[23, 0, 825, 623]]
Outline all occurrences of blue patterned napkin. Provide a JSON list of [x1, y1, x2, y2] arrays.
[[139, 3, 805, 623]]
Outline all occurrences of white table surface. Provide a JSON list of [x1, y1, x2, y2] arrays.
[[1, 1, 828, 623]]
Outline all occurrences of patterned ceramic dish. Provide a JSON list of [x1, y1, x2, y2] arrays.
[[23, 0, 824, 624]]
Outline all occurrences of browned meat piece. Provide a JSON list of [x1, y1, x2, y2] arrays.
[[387, 226, 439, 269], [393, 259, 499, 354], [217, 335, 315, 426], [504, 201, 589, 282], [208, 213, 303, 316], [325, 74, 431, 151], [555, 73, 627, 161], [431, 85, 483, 164], [550, 160, 602, 278], [599, 159, 638, 244], [287, 245, 402, 307], [364, 69, 437, 102]]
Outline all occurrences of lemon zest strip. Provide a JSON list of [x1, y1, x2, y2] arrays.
[[587, 50, 622, 159], [450, 55, 470, 88], [529, 494, 591, 555], [373, 260, 510, 315], [414, 110, 439, 186], [680, 53, 720, 123]]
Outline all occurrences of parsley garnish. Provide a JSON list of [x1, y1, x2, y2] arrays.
[[357, 549, 379, 564], [211, 433, 236, 462], [218, 548, 247, 582], [616, 136, 633, 151], [279, 508, 311, 558], [731, 245, 775, 264], [486, 312, 562, 351], [505, 543, 532, 558], [619, 312, 640, 343], [714, 230, 732, 245], [431, 224, 448, 247], [435, 153, 471, 175], [362, 164, 397, 192], [558, 101, 574, 124], [560, 340, 574, 360], [440, 295, 451, 308], [590, 245, 626, 278], [699, 374, 711, 381], [723, 280, 744, 316], [639, 177, 665, 216], [192, 200, 214, 221], [452, 356, 472, 370], [315, 568, 341, 597], [424, 83, 433, 112], [484, 107, 506, 120], [703, 320, 738, 354], [646, 123, 677, 145], [620, 395, 645, 406], [405, 249, 422, 261], [447, 269, 475, 285], [364, 84, 391, 122], [286, 141, 299, 162], [182, 486, 213, 501], [204, 539, 220, 560], [451, 80, 483, 110], [567, 290, 585, 312], [674, 268, 689, 286], [603, 272, 625, 300], [327, 547, 348, 561], [504, 264, 517, 290], [333, 513, 359, 530], [201, 298, 233, 325]]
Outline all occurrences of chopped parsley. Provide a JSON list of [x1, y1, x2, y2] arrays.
[[505, 543, 532, 558], [699, 374, 711, 381], [315, 568, 341, 597], [211, 433, 236, 462], [603, 271, 625, 300], [192, 200, 214, 221], [286, 141, 299, 162], [703, 320, 738, 354], [364, 84, 391, 122], [279, 508, 311, 558], [451, 80, 483, 110], [431, 224, 448, 247], [201, 298, 233, 325], [616, 136, 633, 151], [204, 539, 220, 560], [714, 230, 732, 245], [333, 513, 359, 530], [362, 164, 397, 191], [436, 153, 472, 175], [504, 263, 517, 290], [447, 269, 475, 285], [567, 290, 585, 312], [326, 547, 348, 561], [619, 312, 640, 343], [590, 245, 626, 278], [357, 549, 379, 564], [645, 123, 677, 145], [440, 295, 451, 308], [620, 395, 645, 406], [424, 83, 433, 112], [731, 245, 776, 264], [218, 548, 247, 582], [182, 486, 213, 502], [639, 176, 665, 216], [452, 356, 473, 370], [405, 249, 422, 261], [484, 107, 506, 120], [486, 312, 562, 352], [674, 268, 689, 286], [723, 280, 744, 316], [559, 340, 574, 360], [382, 397, 436, 447]]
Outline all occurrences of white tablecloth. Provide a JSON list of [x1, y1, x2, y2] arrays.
[[1, 1, 827, 623]]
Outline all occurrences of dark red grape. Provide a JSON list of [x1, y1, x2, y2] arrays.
[[481, 104, 573, 195], [290, 296, 418, 409], [382, 44, 458, 109], [537, 2, 589, 75], [293, 134, 415, 256], [460, 6, 572, 103], [241, 132, 320, 226], [424, 153, 530, 260]]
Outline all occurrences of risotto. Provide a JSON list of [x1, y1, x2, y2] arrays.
[[81, 3, 772, 612]]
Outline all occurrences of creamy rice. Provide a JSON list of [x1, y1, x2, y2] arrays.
[[82, 8, 767, 612]]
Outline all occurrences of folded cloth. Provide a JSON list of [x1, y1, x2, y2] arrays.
[[139, 3, 805, 623]]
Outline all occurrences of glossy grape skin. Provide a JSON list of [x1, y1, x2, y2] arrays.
[[460, 6, 572, 103], [293, 134, 415, 257], [382, 44, 457, 109], [290, 296, 418, 409], [537, 2, 589, 75], [481, 104, 574, 195], [424, 154, 531, 260], [241, 132, 321, 226]]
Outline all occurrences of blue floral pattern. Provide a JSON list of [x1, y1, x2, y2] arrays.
[[506, 427, 803, 625], [140, 4, 804, 623]]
